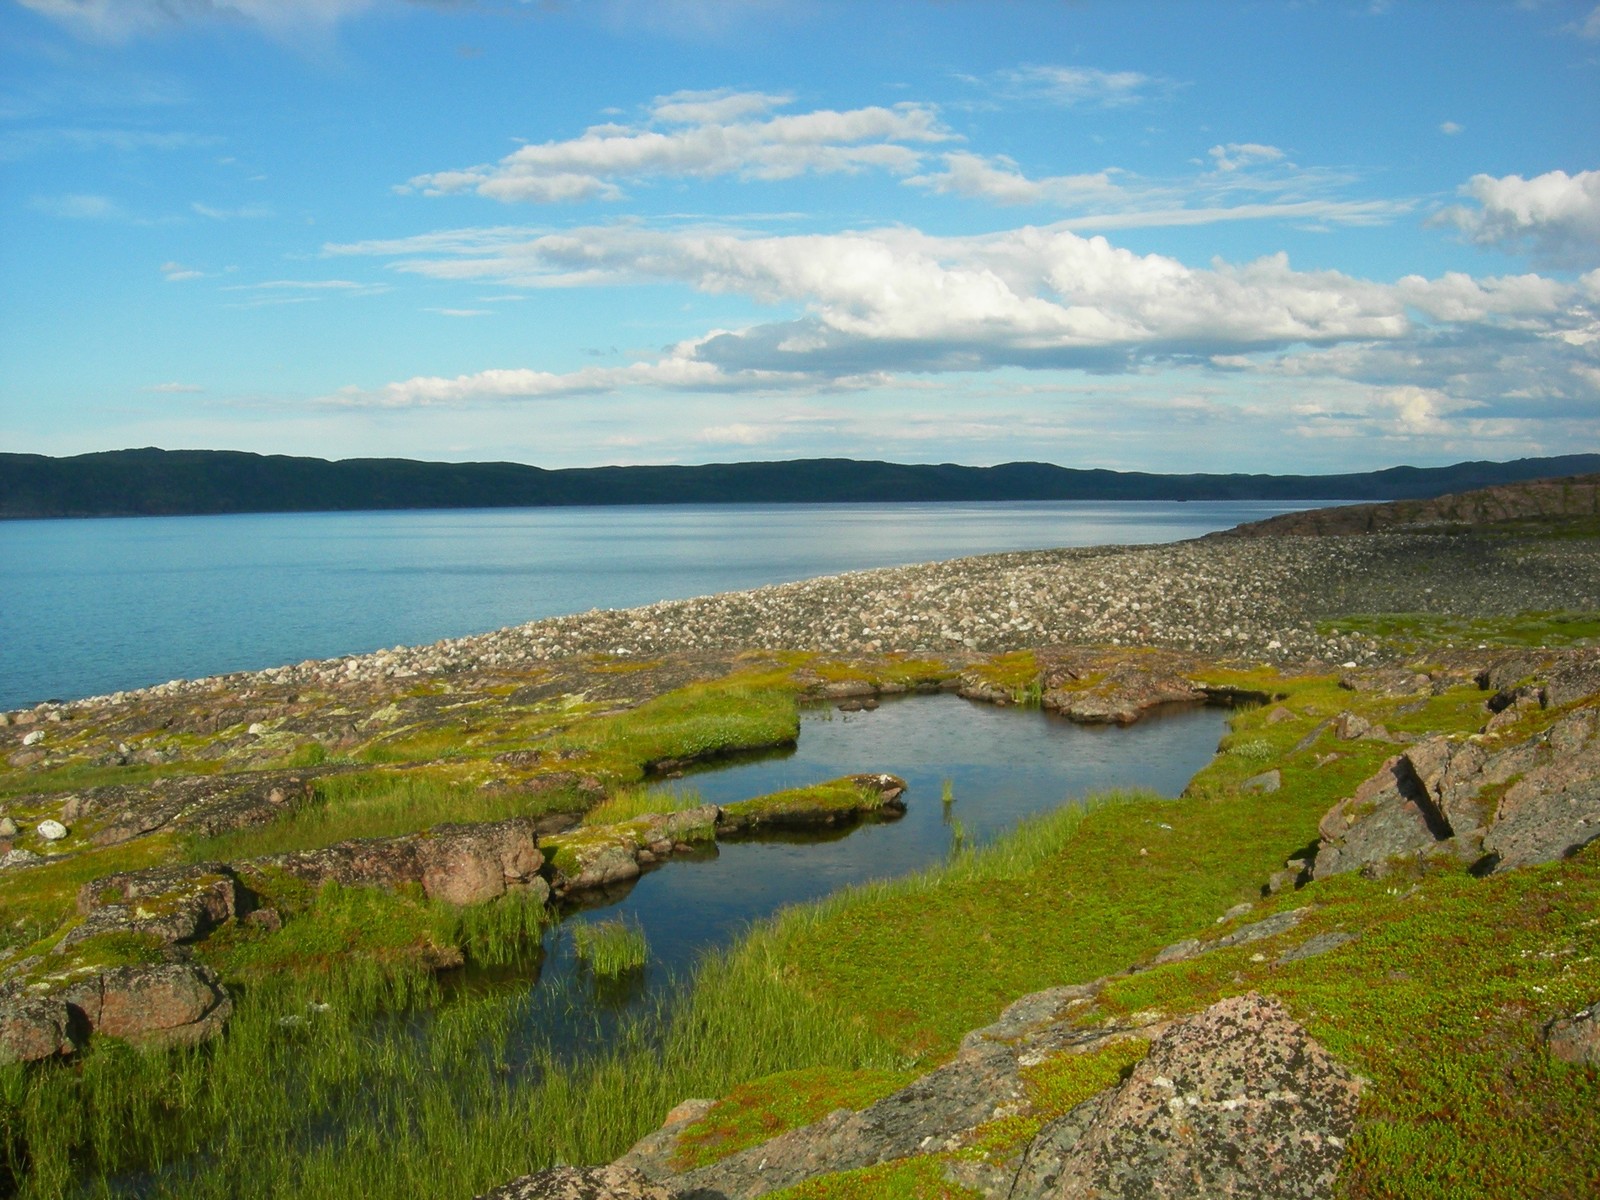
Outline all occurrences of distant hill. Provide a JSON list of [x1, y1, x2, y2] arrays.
[[3, 448, 1599, 520]]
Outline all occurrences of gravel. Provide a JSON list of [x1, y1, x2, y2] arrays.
[[16, 530, 1600, 715]]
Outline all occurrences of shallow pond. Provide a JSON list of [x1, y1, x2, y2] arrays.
[[495, 694, 1230, 1057]]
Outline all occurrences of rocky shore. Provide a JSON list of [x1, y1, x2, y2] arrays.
[[18, 526, 1599, 719]]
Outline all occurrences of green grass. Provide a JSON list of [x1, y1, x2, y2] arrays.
[[720, 778, 895, 827], [581, 785, 705, 827], [570, 918, 648, 977], [553, 681, 800, 780], [5, 658, 1597, 1199]]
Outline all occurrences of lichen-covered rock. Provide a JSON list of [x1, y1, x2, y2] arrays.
[[0, 993, 77, 1064], [547, 806, 718, 896], [477, 1165, 674, 1200], [1314, 702, 1600, 879], [1481, 707, 1600, 871], [716, 775, 906, 834], [59, 962, 232, 1049], [1040, 651, 1206, 725], [1038, 992, 1361, 1200], [69, 862, 239, 948], [261, 817, 546, 906]]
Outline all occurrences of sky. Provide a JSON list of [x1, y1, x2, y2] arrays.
[[1, 0, 1597, 476]]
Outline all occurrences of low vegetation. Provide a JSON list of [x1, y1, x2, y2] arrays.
[[1, 623, 1598, 1197]]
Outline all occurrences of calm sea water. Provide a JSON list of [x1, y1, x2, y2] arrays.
[[0, 500, 1315, 710]]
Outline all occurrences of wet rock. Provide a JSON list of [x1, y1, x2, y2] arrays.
[[1035, 992, 1361, 1200], [477, 1166, 674, 1200], [1543, 1002, 1600, 1066], [262, 817, 547, 906]]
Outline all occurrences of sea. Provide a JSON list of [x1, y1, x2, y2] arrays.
[[0, 500, 1320, 711]]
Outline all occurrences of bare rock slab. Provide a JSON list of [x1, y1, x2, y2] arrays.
[[1036, 992, 1361, 1200]]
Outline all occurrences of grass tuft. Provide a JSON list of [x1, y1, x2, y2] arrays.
[[571, 918, 648, 977]]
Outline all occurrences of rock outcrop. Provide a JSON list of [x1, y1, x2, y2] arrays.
[[262, 816, 548, 906], [555, 989, 1360, 1200], [478, 1166, 675, 1200], [1313, 705, 1600, 879]]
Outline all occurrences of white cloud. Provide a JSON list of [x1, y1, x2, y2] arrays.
[[1568, 5, 1600, 39], [403, 91, 952, 204], [327, 354, 731, 407], [1439, 121, 1464, 135], [1433, 168, 1600, 268], [998, 65, 1160, 107], [425, 307, 491, 317], [161, 260, 204, 281], [142, 381, 203, 393], [906, 152, 1123, 206], [1207, 143, 1285, 173]]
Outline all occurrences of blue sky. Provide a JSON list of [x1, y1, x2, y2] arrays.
[[2, 0, 1597, 475]]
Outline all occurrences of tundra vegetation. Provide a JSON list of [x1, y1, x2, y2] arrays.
[[0, 507, 1596, 1198]]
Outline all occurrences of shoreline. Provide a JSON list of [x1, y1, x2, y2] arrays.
[[11, 527, 1599, 718]]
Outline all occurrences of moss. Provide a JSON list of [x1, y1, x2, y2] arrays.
[[1320, 610, 1600, 653], [721, 779, 890, 824], [765, 1156, 983, 1200]]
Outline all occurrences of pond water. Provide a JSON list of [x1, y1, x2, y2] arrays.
[[491, 694, 1231, 1058]]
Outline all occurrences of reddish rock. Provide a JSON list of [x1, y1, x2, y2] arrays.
[[60, 962, 232, 1049], [261, 816, 547, 906], [1042, 992, 1361, 1200], [477, 1166, 673, 1200]]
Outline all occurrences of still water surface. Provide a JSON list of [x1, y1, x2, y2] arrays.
[[0, 500, 1314, 709]]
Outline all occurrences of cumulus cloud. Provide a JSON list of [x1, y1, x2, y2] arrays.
[[326, 215, 1599, 436], [402, 90, 952, 204], [1434, 168, 1600, 268]]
